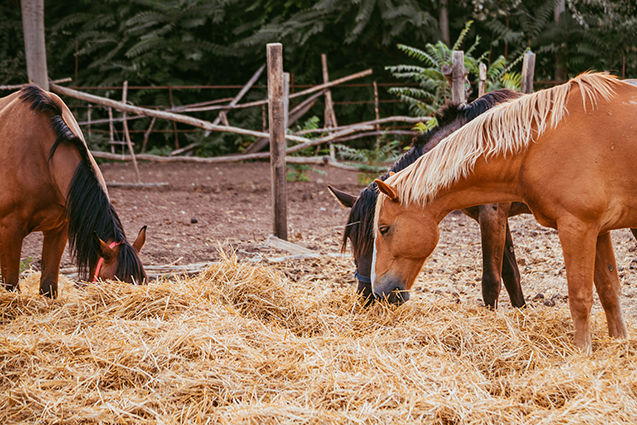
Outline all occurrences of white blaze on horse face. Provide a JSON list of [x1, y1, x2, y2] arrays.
[[371, 236, 378, 292]]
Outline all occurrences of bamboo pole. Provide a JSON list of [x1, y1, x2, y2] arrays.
[[121, 81, 141, 183], [267, 43, 288, 240]]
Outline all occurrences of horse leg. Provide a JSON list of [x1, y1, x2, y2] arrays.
[[476, 204, 507, 309], [39, 227, 68, 298], [593, 232, 628, 339], [501, 222, 525, 308], [0, 225, 26, 293], [557, 218, 598, 352]]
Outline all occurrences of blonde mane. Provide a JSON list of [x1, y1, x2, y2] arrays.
[[383, 72, 620, 209]]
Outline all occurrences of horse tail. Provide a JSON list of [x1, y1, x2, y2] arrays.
[[19, 86, 142, 281]]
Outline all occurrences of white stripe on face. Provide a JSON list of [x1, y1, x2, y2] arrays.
[[371, 236, 377, 294]]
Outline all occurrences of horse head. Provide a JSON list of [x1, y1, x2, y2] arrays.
[[372, 179, 439, 305], [90, 226, 147, 283], [328, 185, 375, 303]]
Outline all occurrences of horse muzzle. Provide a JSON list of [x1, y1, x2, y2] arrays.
[[372, 275, 411, 305]]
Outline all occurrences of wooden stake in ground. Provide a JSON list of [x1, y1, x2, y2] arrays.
[[168, 83, 179, 149], [521, 51, 536, 94], [121, 81, 141, 184], [321, 54, 338, 159], [267, 43, 288, 240], [452, 50, 465, 104], [373, 81, 380, 132], [108, 107, 116, 154], [478, 63, 487, 98]]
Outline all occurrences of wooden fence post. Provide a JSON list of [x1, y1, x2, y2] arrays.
[[478, 63, 487, 98], [122, 81, 141, 183], [87, 104, 92, 138], [452, 50, 465, 104], [108, 106, 115, 154], [373, 81, 380, 131], [284, 72, 290, 130], [168, 83, 179, 149], [267, 43, 288, 240], [321, 54, 338, 159], [521, 51, 536, 94]]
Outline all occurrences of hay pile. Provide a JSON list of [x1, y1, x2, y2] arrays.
[[2, 251, 637, 424]]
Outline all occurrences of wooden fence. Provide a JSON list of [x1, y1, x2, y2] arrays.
[[5, 47, 537, 239]]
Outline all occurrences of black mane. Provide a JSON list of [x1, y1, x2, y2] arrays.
[[342, 89, 522, 256], [19, 86, 144, 282]]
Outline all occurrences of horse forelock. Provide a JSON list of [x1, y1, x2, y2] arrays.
[[386, 72, 620, 208], [343, 186, 378, 257], [116, 242, 146, 283]]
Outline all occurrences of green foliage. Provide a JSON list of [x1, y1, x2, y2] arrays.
[[286, 116, 326, 182], [386, 21, 524, 114], [336, 134, 403, 184], [0, 0, 634, 157]]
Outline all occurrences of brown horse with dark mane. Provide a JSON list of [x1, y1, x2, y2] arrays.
[[373, 73, 637, 351], [0, 85, 147, 297], [329, 89, 529, 308]]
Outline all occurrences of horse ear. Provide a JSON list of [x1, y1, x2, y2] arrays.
[[92, 232, 116, 261], [375, 179, 398, 201], [327, 185, 358, 209], [132, 226, 147, 253]]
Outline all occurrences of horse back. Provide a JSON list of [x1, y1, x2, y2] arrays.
[[520, 80, 637, 231], [0, 87, 98, 232]]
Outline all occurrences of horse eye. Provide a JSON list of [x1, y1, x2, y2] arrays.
[[379, 226, 390, 235]]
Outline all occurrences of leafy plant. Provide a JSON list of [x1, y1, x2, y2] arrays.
[[386, 21, 525, 116], [336, 134, 403, 185], [286, 116, 327, 182]]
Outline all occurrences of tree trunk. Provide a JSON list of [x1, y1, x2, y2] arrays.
[[440, 0, 450, 45], [21, 0, 48, 90], [554, 0, 567, 82]]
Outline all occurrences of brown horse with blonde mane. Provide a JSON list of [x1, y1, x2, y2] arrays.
[[0, 85, 147, 297], [372, 73, 637, 351], [329, 89, 528, 308]]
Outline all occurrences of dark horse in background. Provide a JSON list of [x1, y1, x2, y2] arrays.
[[0, 85, 147, 297], [329, 89, 530, 308]]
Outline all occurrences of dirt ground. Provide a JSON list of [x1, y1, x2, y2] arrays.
[[20, 160, 637, 321]]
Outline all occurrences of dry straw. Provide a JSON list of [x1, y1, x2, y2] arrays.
[[2, 250, 637, 424]]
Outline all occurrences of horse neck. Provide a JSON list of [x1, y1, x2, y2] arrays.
[[428, 153, 525, 222]]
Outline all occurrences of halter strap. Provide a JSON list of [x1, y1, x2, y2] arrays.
[[92, 241, 121, 282], [354, 270, 372, 284]]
